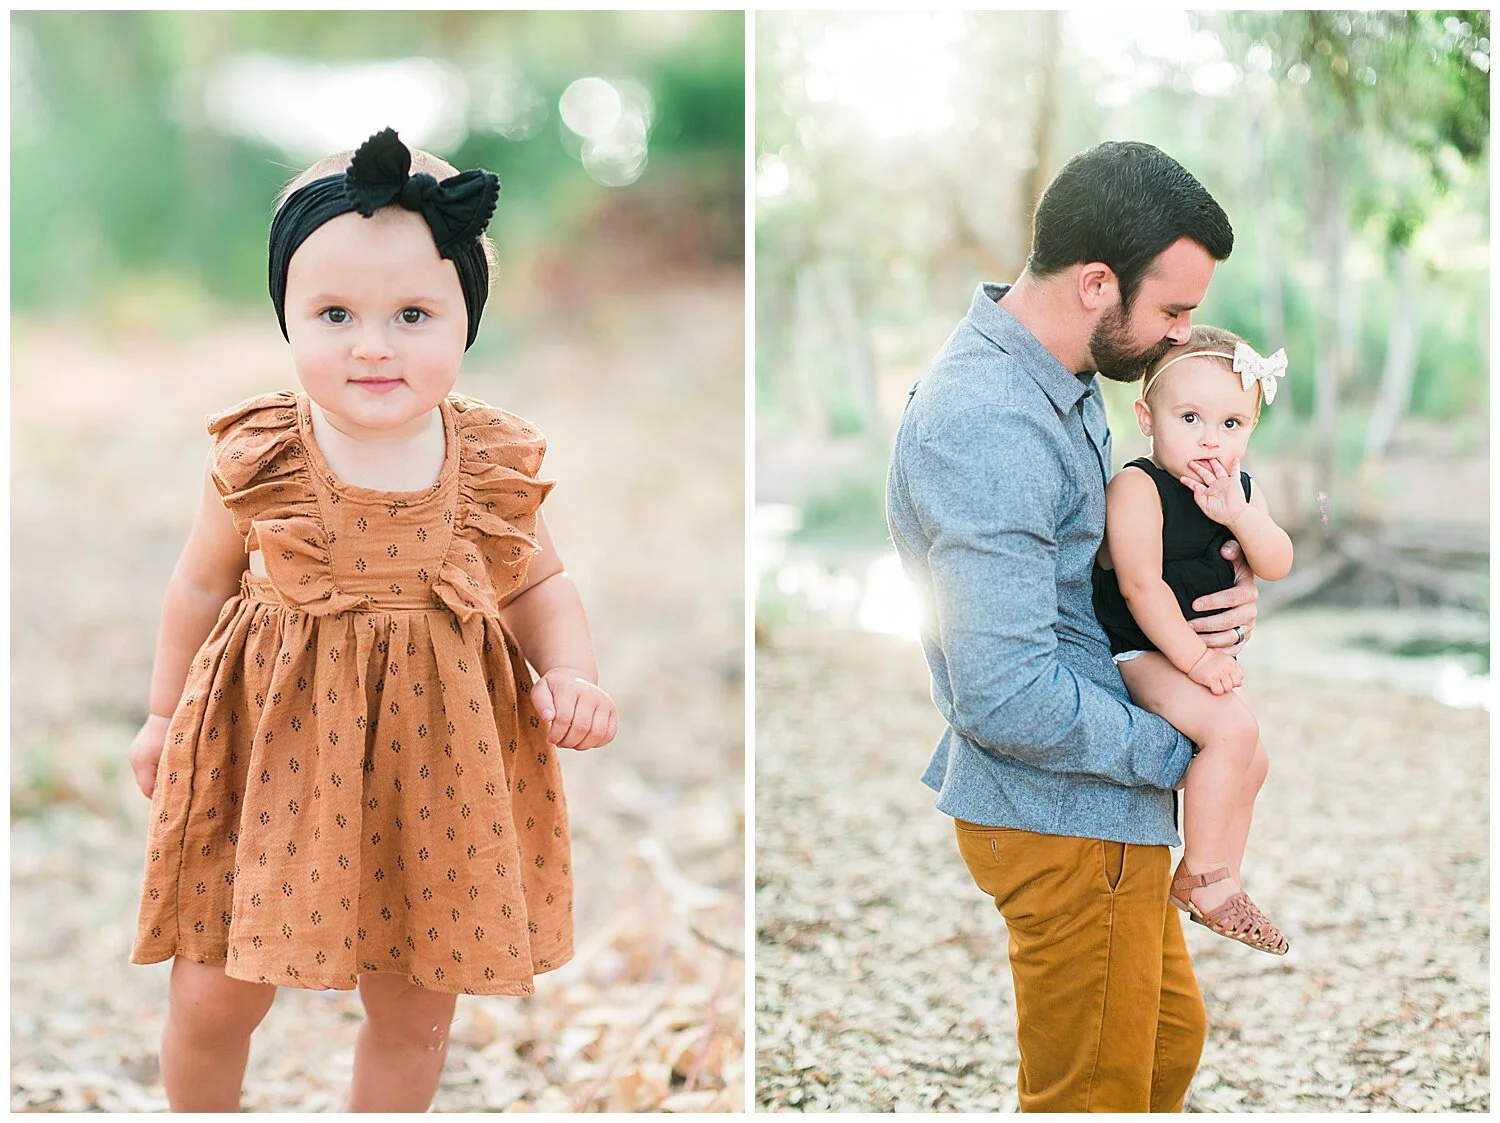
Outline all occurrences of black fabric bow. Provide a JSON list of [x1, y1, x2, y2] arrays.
[[268, 128, 500, 350], [344, 128, 499, 256]]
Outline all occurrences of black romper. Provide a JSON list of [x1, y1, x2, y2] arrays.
[[1092, 457, 1252, 656]]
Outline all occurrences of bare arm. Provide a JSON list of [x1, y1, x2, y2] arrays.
[[129, 455, 248, 796], [498, 513, 615, 750], [499, 514, 597, 682], [1225, 478, 1293, 581]]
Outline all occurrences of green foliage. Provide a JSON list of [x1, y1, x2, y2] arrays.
[[1213, 10, 1489, 165], [1351, 634, 1490, 674], [792, 466, 891, 550], [1204, 10, 1489, 241]]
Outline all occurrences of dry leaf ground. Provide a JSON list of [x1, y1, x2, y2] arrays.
[[755, 627, 1488, 1113], [11, 273, 745, 1113]]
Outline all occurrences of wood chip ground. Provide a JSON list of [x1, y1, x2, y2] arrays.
[[755, 627, 1488, 1113]]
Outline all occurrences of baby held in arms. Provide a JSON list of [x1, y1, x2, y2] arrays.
[[1092, 325, 1294, 956]]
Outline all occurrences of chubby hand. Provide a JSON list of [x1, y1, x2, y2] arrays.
[[1180, 456, 1248, 526], [128, 713, 171, 798], [531, 668, 617, 750], [1188, 649, 1243, 696]]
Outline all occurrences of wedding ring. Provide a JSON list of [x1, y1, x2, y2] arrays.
[[1234, 625, 1246, 643]]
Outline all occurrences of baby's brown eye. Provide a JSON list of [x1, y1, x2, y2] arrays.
[[323, 308, 349, 324], [400, 309, 426, 324]]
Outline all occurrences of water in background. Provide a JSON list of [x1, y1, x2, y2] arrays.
[[756, 504, 1492, 711]]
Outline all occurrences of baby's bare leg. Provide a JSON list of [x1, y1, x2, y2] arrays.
[[161, 958, 277, 1111], [1119, 653, 1260, 915], [1226, 740, 1270, 885], [347, 972, 459, 1112]]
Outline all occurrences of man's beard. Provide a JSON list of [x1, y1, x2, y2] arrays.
[[1088, 302, 1174, 384]]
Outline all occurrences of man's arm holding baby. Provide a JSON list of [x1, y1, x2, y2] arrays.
[[908, 405, 1193, 790]]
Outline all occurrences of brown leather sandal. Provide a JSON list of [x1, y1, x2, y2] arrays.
[[1171, 860, 1289, 956]]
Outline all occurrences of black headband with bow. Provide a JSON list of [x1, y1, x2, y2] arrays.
[[268, 128, 500, 350]]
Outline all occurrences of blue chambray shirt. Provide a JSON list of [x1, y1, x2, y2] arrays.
[[886, 283, 1193, 846]]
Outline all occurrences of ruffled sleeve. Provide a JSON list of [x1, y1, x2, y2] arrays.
[[207, 391, 371, 615], [207, 391, 309, 536], [430, 395, 555, 621]]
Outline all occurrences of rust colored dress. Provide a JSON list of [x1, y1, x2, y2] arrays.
[[133, 390, 573, 995]]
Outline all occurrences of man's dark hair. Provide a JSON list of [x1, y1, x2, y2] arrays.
[[1026, 141, 1233, 311]]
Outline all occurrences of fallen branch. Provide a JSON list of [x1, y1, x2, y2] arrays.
[[690, 924, 745, 959], [682, 949, 739, 1092], [569, 993, 670, 1112], [1258, 548, 1349, 615], [1338, 532, 1489, 612]]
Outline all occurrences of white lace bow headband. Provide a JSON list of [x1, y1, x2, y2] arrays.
[[1141, 341, 1288, 407]]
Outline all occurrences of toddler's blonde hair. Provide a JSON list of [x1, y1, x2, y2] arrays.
[[1142, 324, 1262, 418], [275, 147, 498, 280]]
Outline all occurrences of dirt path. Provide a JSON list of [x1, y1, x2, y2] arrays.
[[11, 275, 745, 1112], [755, 627, 1488, 1113]]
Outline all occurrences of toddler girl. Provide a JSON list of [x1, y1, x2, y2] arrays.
[[127, 128, 617, 1111], [1092, 325, 1293, 956]]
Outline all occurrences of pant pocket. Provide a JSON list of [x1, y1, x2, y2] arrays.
[[954, 821, 1002, 869], [1100, 839, 1126, 893], [953, 819, 1020, 863]]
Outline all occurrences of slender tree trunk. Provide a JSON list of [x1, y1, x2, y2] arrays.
[[1249, 103, 1286, 348], [944, 177, 1005, 282], [1336, 220, 1361, 409], [822, 259, 876, 435], [1019, 10, 1061, 271], [1312, 164, 1345, 517], [757, 267, 797, 431], [790, 264, 829, 433], [1362, 244, 1419, 462], [788, 258, 877, 437]]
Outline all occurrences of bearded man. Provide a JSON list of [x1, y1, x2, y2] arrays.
[[886, 140, 1256, 1112]]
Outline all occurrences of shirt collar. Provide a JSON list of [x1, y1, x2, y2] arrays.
[[966, 282, 1095, 413]]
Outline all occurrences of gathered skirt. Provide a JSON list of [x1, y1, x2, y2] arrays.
[[132, 578, 573, 995]]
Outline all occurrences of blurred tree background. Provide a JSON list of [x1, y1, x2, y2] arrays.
[[756, 9, 1488, 648], [13, 9, 744, 324]]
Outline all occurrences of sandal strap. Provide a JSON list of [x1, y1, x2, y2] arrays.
[[1172, 865, 1231, 893]]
